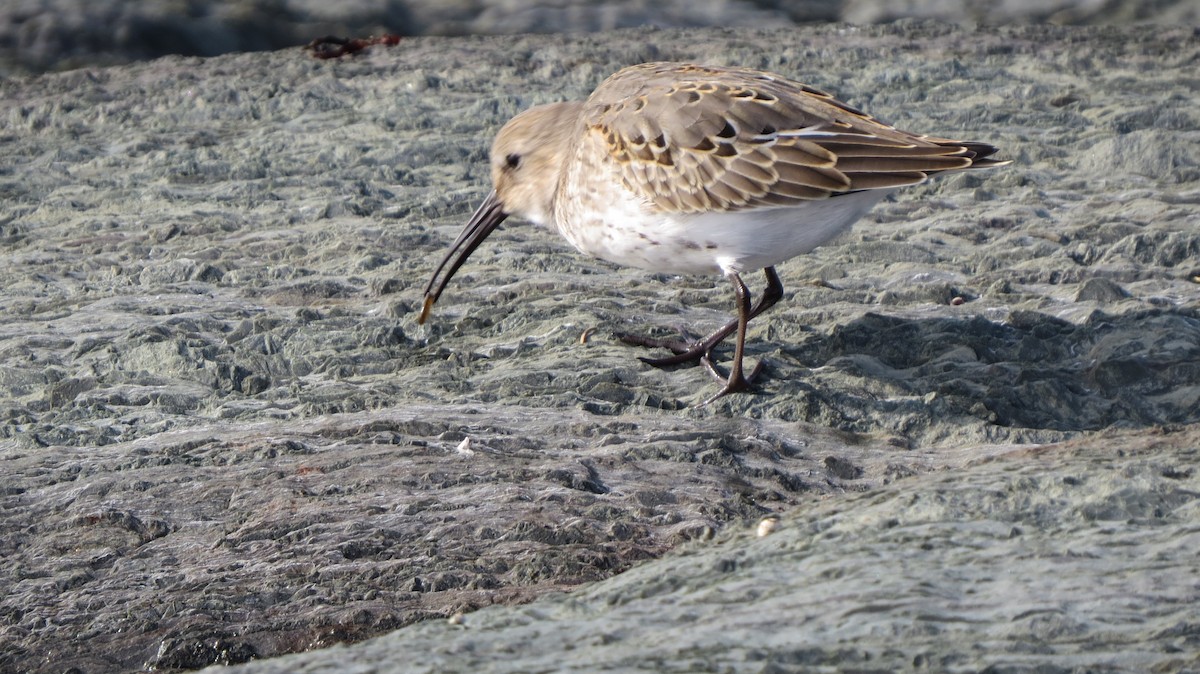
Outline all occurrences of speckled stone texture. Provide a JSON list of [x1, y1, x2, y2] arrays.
[[1, 21, 1198, 674], [3, 0, 1197, 74]]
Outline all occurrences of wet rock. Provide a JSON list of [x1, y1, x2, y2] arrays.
[[1, 20, 1198, 674]]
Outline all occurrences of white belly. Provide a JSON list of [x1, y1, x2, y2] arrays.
[[556, 189, 890, 276]]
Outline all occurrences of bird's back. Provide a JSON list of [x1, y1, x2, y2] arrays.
[[578, 62, 1006, 216]]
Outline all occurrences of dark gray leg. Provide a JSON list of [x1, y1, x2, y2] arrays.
[[617, 266, 783, 368], [699, 271, 765, 403]]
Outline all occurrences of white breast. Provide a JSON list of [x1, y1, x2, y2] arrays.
[[556, 189, 890, 276]]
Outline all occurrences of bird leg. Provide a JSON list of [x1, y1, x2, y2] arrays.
[[698, 270, 764, 403], [617, 266, 783, 368]]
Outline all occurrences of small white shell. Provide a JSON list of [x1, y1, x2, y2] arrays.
[[756, 515, 780, 537]]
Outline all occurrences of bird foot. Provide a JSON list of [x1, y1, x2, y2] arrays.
[[699, 356, 765, 406], [615, 331, 710, 367]]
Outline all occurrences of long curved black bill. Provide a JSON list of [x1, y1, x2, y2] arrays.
[[419, 189, 509, 324]]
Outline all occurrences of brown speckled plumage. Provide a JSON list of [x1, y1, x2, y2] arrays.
[[583, 63, 1004, 213]]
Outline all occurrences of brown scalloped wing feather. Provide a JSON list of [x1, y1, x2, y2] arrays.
[[584, 62, 1006, 215]]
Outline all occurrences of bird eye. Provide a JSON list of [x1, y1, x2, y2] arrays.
[[504, 153, 521, 169]]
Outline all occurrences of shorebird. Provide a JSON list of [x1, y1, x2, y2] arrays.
[[419, 62, 1008, 404]]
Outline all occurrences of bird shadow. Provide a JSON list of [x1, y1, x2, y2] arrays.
[[764, 306, 1200, 435]]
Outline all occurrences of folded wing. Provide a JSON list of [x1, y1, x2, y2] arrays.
[[584, 62, 1007, 214]]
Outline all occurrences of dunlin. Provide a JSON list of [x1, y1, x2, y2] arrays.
[[420, 62, 1008, 403]]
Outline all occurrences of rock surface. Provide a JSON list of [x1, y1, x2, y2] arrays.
[[209, 426, 1200, 674], [1, 21, 1198, 674], [2, 0, 1197, 74]]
